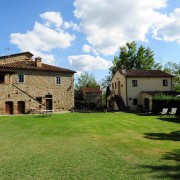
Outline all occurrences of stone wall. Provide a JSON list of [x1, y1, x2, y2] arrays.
[[0, 69, 74, 114], [0, 52, 33, 64]]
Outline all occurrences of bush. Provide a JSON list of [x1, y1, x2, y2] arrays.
[[75, 101, 99, 111], [152, 94, 180, 115]]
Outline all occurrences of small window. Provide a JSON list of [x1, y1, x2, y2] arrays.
[[36, 97, 42, 103], [132, 80, 137, 87], [112, 83, 114, 89], [56, 76, 61, 85], [115, 82, 117, 89], [133, 99, 138, 105], [163, 79, 168, 86], [17, 75, 24, 83]]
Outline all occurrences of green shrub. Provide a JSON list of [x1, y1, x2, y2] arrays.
[[152, 94, 180, 115]]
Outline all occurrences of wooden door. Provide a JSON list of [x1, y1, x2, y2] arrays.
[[46, 99, 52, 110], [5, 101, 13, 114], [18, 101, 25, 114]]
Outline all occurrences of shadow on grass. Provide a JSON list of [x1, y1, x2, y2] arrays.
[[33, 115, 52, 119], [157, 117, 180, 124], [142, 150, 180, 179], [144, 130, 180, 141], [142, 131, 180, 179]]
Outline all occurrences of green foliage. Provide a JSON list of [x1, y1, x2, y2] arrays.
[[109, 41, 159, 76], [163, 62, 180, 92], [153, 94, 176, 101], [152, 94, 180, 114], [75, 101, 99, 110], [102, 91, 107, 107], [75, 71, 99, 90]]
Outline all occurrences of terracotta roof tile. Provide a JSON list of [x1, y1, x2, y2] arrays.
[[119, 69, 173, 77], [0, 60, 76, 73], [81, 87, 102, 93]]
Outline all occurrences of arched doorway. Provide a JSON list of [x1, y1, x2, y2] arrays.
[[45, 94, 53, 110], [18, 101, 25, 114], [5, 101, 14, 114], [144, 98, 150, 112]]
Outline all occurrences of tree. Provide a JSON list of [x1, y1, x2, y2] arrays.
[[163, 62, 180, 92], [75, 71, 99, 90], [109, 41, 160, 76]]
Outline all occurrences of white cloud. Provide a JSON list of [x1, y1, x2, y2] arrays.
[[10, 11, 75, 64], [63, 21, 80, 31], [82, 44, 91, 53], [11, 22, 75, 51], [40, 11, 63, 28], [68, 54, 112, 71], [74, 0, 167, 55], [153, 8, 180, 43]]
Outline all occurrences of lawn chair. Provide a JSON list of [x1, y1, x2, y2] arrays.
[[160, 108, 168, 116], [169, 108, 177, 116]]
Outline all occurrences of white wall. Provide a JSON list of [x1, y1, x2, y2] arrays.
[[126, 77, 173, 110]]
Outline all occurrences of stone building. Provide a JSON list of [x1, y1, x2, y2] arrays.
[[80, 87, 102, 107], [0, 52, 76, 114]]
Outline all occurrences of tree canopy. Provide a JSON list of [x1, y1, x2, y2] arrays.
[[163, 62, 180, 92], [75, 71, 99, 90], [109, 41, 160, 75]]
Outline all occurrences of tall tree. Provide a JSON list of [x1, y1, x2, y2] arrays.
[[75, 71, 99, 90], [109, 41, 160, 76], [163, 62, 180, 92]]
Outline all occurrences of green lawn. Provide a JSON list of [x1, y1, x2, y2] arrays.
[[0, 112, 179, 180]]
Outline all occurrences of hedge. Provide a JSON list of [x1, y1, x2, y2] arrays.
[[152, 95, 180, 115], [75, 101, 101, 111]]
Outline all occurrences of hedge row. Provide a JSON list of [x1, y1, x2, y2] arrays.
[[75, 101, 101, 110], [152, 98, 180, 115]]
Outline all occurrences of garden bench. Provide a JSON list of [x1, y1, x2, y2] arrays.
[[40, 110, 54, 116]]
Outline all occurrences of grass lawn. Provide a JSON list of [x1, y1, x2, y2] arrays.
[[0, 112, 179, 180]]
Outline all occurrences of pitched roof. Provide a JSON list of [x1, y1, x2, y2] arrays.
[[81, 87, 102, 93], [0, 60, 76, 73], [0, 52, 33, 60], [119, 69, 173, 77]]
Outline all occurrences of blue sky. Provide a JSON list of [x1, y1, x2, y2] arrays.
[[0, 0, 180, 83]]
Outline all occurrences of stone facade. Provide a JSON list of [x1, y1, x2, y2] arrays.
[[0, 52, 75, 114], [0, 52, 33, 64]]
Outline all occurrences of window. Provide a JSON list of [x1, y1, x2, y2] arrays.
[[17, 74, 24, 83], [132, 80, 137, 87], [133, 99, 138, 105], [0, 75, 5, 84], [112, 83, 114, 89], [163, 79, 168, 86], [115, 82, 116, 89], [36, 97, 42, 103], [56, 76, 61, 85]]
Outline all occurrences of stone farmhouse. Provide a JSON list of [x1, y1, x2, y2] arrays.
[[0, 52, 75, 115], [108, 69, 176, 111]]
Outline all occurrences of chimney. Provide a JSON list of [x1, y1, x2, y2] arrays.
[[35, 57, 42, 67]]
